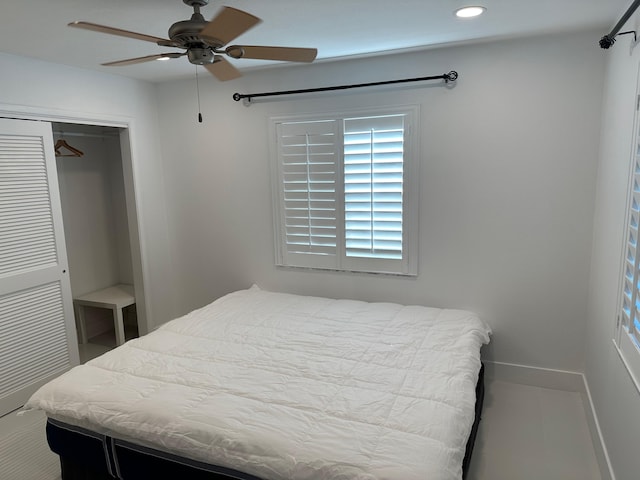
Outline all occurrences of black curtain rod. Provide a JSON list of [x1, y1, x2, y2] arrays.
[[600, 0, 640, 48], [232, 71, 458, 103]]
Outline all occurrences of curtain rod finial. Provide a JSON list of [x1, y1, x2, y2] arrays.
[[445, 71, 458, 82]]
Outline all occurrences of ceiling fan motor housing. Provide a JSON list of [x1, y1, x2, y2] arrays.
[[168, 16, 207, 45], [168, 0, 222, 64]]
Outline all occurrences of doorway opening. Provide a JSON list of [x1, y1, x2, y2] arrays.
[[52, 122, 145, 362]]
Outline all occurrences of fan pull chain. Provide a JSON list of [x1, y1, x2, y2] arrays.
[[195, 65, 203, 123]]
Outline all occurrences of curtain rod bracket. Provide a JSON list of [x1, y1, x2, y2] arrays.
[[600, 31, 637, 49], [600, 34, 615, 49], [600, 0, 640, 49]]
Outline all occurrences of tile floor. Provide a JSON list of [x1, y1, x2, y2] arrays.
[[77, 340, 113, 363], [468, 379, 601, 480]]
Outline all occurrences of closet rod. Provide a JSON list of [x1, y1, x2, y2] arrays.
[[600, 0, 640, 48], [52, 130, 119, 139], [232, 71, 458, 103]]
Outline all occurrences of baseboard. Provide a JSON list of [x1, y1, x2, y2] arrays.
[[483, 360, 585, 392], [483, 361, 615, 480], [581, 375, 616, 480]]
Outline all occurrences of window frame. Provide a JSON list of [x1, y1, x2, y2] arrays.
[[615, 72, 640, 392], [269, 105, 420, 276]]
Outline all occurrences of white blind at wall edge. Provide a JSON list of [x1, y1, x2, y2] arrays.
[[0, 135, 58, 277], [622, 155, 640, 345], [278, 120, 338, 256], [344, 115, 404, 260], [0, 282, 70, 399]]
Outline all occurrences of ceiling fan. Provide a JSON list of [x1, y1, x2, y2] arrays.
[[68, 0, 318, 81]]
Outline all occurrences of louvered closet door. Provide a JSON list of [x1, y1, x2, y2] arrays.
[[0, 118, 79, 416]]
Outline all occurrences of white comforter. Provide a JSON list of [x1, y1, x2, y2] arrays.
[[26, 286, 491, 480]]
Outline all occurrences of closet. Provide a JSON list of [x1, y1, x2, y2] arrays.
[[52, 123, 139, 355], [0, 117, 144, 418]]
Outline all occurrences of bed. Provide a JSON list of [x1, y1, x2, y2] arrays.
[[24, 285, 491, 480]]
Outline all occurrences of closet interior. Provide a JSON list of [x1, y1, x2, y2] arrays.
[[52, 123, 138, 360]]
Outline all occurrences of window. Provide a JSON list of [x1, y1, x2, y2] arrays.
[[269, 106, 419, 275], [617, 107, 640, 388]]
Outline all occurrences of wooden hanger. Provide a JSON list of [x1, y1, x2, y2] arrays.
[[55, 138, 84, 157]]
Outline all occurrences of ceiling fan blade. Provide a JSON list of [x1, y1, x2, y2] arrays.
[[204, 57, 243, 81], [68, 21, 168, 44], [199, 7, 261, 46], [226, 45, 318, 63], [101, 52, 184, 67]]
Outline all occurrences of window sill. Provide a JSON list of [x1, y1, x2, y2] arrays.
[[613, 336, 640, 396], [275, 264, 418, 278]]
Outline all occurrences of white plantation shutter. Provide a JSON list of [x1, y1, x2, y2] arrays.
[[344, 115, 404, 260], [271, 107, 418, 275], [621, 164, 640, 341], [275, 120, 340, 269], [618, 127, 640, 385]]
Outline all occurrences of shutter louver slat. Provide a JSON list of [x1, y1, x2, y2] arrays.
[[344, 115, 405, 260], [279, 121, 338, 260], [623, 155, 640, 347], [633, 165, 640, 346]]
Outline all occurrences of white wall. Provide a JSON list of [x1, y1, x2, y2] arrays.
[[0, 52, 176, 331], [107, 133, 135, 286], [586, 14, 640, 480], [156, 30, 605, 372], [55, 131, 131, 296]]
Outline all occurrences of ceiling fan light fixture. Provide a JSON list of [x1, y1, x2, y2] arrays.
[[187, 47, 216, 65], [455, 6, 486, 18]]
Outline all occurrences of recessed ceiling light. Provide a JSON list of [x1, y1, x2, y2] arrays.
[[455, 6, 486, 18]]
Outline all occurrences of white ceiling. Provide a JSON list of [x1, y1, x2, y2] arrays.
[[0, 0, 630, 83]]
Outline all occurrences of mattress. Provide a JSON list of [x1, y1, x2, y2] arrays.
[[25, 285, 491, 480]]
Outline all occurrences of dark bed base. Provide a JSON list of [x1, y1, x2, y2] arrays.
[[462, 362, 485, 477], [46, 364, 485, 480]]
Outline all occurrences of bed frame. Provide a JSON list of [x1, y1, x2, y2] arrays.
[[46, 364, 485, 480]]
